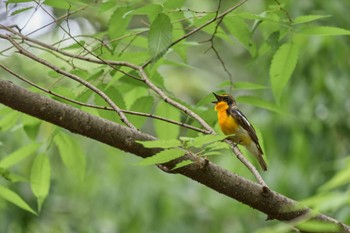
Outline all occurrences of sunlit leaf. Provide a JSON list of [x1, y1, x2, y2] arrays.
[[0, 143, 40, 169], [137, 139, 182, 149], [30, 154, 51, 211], [0, 186, 36, 214], [270, 42, 299, 103], [148, 13, 173, 60], [137, 148, 185, 166]]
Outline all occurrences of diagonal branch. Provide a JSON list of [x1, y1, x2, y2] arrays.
[[0, 80, 348, 233], [0, 34, 136, 130]]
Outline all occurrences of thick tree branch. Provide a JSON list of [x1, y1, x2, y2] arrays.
[[0, 80, 348, 232]]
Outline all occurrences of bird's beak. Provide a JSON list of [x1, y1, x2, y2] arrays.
[[212, 92, 220, 104]]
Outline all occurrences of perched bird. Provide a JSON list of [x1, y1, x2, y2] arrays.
[[212, 93, 267, 171]]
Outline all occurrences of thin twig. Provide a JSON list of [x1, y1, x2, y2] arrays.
[[0, 63, 208, 134], [138, 67, 214, 134], [1, 34, 136, 130], [142, 0, 249, 68], [226, 140, 267, 187]]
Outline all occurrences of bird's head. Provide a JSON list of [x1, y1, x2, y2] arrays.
[[212, 93, 236, 106]]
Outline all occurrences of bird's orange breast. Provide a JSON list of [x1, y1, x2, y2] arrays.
[[215, 102, 238, 135]]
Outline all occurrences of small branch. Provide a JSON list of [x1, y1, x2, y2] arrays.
[[0, 63, 207, 134], [226, 140, 267, 187], [142, 0, 249, 68], [1, 34, 136, 130], [138, 67, 214, 134]]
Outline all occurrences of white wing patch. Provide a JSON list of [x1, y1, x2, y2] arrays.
[[236, 110, 251, 127]]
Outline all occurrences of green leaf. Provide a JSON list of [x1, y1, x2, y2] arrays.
[[0, 143, 40, 169], [125, 4, 163, 22], [44, 0, 82, 10], [237, 96, 284, 114], [148, 13, 173, 60], [171, 160, 193, 170], [299, 26, 350, 36], [108, 7, 131, 45], [164, 0, 185, 9], [30, 154, 51, 211], [0, 186, 36, 214], [297, 221, 340, 232], [224, 16, 255, 55], [6, 0, 31, 2], [137, 139, 181, 149], [137, 148, 185, 166], [191, 135, 228, 148], [10, 6, 33, 16], [154, 101, 180, 139], [293, 15, 331, 24], [128, 96, 154, 129], [225, 81, 268, 90], [0, 111, 19, 131], [54, 132, 85, 181], [270, 42, 299, 103], [318, 163, 350, 191]]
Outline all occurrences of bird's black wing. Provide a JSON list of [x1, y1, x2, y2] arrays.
[[229, 108, 263, 154]]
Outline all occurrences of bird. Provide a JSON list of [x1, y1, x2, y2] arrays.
[[212, 92, 267, 171]]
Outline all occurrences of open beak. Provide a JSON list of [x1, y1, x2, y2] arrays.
[[212, 92, 220, 104]]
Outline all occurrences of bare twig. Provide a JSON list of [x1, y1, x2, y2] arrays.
[[226, 140, 267, 187], [142, 0, 249, 68], [1, 34, 136, 130], [0, 63, 207, 134], [138, 67, 214, 134]]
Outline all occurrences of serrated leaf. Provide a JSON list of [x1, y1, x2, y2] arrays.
[[0, 186, 36, 214], [148, 13, 173, 60], [137, 139, 181, 149], [191, 135, 228, 148], [30, 154, 51, 211], [154, 101, 180, 139], [293, 15, 331, 24], [171, 160, 193, 170], [299, 26, 350, 36], [0, 143, 40, 169], [237, 96, 284, 114], [54, 132, 85, 181], [137, 148, 185, 166], [270, 42, 299, 103]]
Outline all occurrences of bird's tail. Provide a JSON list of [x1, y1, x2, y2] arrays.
[[246, 142, 268, 171]]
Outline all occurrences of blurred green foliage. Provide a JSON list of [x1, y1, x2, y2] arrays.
[[1, 0, 350, 232]]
